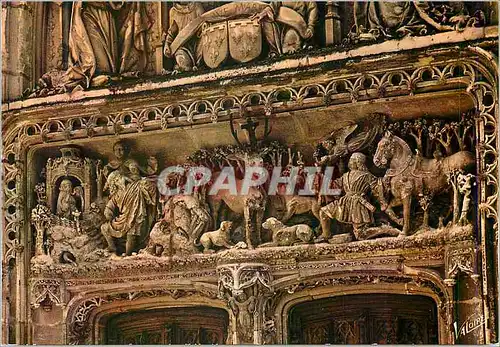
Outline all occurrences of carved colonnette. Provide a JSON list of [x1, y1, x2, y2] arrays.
[[2, 27, 498, 345]]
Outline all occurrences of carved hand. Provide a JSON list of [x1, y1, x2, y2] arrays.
[[305, 28, 314, 39], [163, 44, 172, 57]]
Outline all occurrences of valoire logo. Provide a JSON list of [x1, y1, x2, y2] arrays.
[[456, 315, 485, 339]]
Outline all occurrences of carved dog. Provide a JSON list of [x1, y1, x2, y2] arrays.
[[282, 196, 321, 223], [196, 221, 234, 253], [260, 217, 313, 247]]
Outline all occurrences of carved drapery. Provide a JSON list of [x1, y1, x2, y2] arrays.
[[2, 45, 498, 344]]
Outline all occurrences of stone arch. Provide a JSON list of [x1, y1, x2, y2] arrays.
[[272, 268, 453, 344], [63, 287, 227, 345]]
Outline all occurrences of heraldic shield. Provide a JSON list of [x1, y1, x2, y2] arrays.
[[201, 22, 229, 69], [228, 19, 262, 63]]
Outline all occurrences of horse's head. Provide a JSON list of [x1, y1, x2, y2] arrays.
[[373, 131, 395, 167]]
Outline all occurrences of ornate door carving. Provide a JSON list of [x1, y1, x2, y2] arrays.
[[289, 294, 437, 344], [105, 307, 228, 345]]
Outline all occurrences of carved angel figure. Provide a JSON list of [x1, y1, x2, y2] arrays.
[[56, 179, 83, 220]]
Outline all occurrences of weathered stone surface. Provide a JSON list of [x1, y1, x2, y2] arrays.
[[1, 3, 498, 345]]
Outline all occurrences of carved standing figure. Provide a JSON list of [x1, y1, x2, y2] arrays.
[[164, 2, 205, 73], [317, 152, 381, 242], [373, 131, 475, 235], [228, 292, 257, 343], [65, 2, 151, 88], [100, 170, 157, 255]]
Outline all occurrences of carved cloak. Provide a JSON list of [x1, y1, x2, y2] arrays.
[[66, 2, 151, 87]]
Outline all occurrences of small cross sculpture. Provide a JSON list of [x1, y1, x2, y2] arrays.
[[230, 112, 271, 149], [239, 117, 260, 148]]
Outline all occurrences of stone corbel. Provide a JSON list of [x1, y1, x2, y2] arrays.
[[444, 244, 480, 286], [217, 263, 273, 344], [30, 278, 66, 311]]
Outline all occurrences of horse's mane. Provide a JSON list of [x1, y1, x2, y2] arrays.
[[390, 134, 413, 157]]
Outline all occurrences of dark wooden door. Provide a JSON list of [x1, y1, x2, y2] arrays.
[[105, 306, 228, 345], [288, 294, 438, 344]]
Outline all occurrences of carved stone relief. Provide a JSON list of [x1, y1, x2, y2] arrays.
[[3, 43, 497, 345], [22, 2, 495, 98], [27, 113, 482, 265]]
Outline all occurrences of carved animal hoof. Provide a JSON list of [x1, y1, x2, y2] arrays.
[[396, 218, 404, 226]]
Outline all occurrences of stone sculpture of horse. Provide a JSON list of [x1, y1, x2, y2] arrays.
[[373, 131, 475, 235]]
